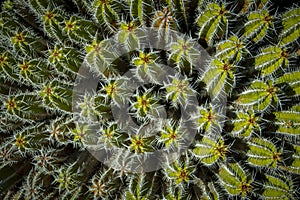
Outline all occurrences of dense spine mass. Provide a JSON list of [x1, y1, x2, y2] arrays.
[[0, 0, 300, 199]]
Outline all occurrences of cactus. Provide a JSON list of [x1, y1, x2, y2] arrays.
[[279, 7, 300, 47], [192, 135, 228, 165], [196, 2, 231, 46], [258, 172, 295, 199], [0, 0, 300, 199], [216, 35, 249, 63], [254, 46, 289, 77], [218, 162, 253, 197], [235, 79, 281, 111], [242, 8, 274, 43], [246, 137, 282, 168], [230, 110, 260, 138]]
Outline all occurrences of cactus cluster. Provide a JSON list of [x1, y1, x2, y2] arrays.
[[0, 0, 300, 199]]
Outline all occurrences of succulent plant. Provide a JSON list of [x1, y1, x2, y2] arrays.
[[0, 0, 300, 199]]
